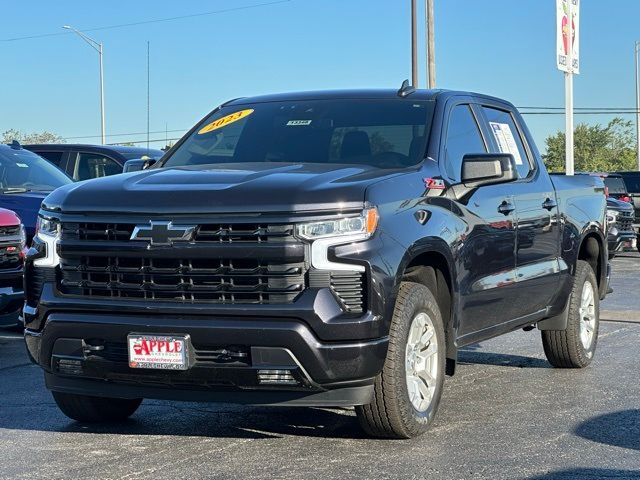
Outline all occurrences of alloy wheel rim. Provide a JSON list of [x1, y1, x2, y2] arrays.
[[579, 281, 596, 350], [405, 312, 439, 412]]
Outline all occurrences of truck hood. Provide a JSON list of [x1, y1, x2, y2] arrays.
[[42, 163, 405, 215], [0, 191, 49, 237], [606, 197, 634, 212]]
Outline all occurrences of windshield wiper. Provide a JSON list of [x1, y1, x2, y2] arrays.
[[1, 187, 29, 194]]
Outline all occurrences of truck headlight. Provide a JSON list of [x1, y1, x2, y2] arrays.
[[35, 215, 60, 238], [296, 208, 378, 240], [34, 215, 60, 267], [297, 208, 378, 272], [606, 209, 619, 225]]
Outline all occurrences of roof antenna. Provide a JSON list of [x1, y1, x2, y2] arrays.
[[10, 140, 22, 150], [397, 79, 416, 98]]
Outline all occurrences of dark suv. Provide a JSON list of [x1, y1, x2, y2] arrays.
[[23, 144, 164, 181]]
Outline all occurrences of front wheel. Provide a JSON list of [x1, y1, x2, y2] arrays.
[[52, 391, 142, 422], [541, 260, 599, 368], [355, 281, 446, 439]]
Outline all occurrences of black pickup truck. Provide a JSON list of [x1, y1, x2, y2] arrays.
[[24, 87, 608, 438]]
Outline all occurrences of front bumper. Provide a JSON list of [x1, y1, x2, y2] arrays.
[[608, 230, 636, 254], [25, 311, 387, 406], [24, 212, 400, 406], [0, 266, 24, 324]]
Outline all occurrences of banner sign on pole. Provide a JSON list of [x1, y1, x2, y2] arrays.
[[557, 0, 580, 74]]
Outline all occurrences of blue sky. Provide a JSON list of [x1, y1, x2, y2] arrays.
[[1, 0, 639, 151]]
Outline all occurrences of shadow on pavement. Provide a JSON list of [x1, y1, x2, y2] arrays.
[[458, 349, 550, 369], [528, 468, 640, 479], [574, 409, 640, 451], [0, 403, 368, 440]]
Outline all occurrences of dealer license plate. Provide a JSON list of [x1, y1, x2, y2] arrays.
[[127, 334, 189, 370]]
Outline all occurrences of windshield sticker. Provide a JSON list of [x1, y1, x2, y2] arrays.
[[15, 163, 29, 168], [286, 120, 313, 126], [489, 122, 523, 165], [198, 109, 254, 135]]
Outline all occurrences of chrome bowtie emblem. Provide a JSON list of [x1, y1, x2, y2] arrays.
[[130, 221, 196, 246]]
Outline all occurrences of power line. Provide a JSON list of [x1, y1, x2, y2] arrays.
[[1, 1, 291, 42], [63, 128, 187, 141], [519, 106, 640, 111], [521, 111, 640, 115], [107, 137, 182, 146]]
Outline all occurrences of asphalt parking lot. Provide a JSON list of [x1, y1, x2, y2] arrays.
[[1, 255, 639, 480]]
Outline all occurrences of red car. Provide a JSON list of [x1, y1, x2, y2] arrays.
[[0, 208, 26, 327]]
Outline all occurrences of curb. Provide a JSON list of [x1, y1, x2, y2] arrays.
[[600, 309, 640, 324]]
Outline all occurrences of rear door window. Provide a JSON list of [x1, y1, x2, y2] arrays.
[[481, 107, 532, 179], [620, 174, 640, 193], [73, 153, 122, 181]]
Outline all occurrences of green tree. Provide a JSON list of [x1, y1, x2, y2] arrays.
[[543, 118, 636, 172], [1, 129, 65, 144]]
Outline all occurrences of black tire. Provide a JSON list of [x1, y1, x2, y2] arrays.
[[541, 260, 599, 368], [355, 281, 446, 439], [52, 391, 142, 422]]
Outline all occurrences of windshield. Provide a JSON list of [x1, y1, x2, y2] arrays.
[[0, 148, 71, 193], [604, 176, 627, 194], [162, 99, 434, 169]]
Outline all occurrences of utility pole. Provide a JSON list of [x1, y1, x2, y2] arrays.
[[147, 40, 150, 152], [426, 0, 435, 88], [411, 0, 418, 87], [63, 25, 106, 145], [635, 41, 640, 171]]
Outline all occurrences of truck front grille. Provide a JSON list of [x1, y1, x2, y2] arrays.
[[0, 245, 21, 269], [0, 225, 21, 237], [59, 257, 305, 303], [58, 220, 307, 304], [64, 222, 294, 243], [616, 211, 635, 233]]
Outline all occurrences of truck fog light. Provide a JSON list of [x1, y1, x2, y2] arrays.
[[257, 369, 298, 385], [55, 358, 83, 376]]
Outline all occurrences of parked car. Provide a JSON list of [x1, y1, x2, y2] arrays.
[[615, 171, 640, 218], [576, 173, 636, 257], [606, 197, 635, 257], [615, 171, 640, 251], [0, 208, 26, 327], [23, 144, 165, 181], [25, 87, 608, 438], [0, 142, 72, 239]]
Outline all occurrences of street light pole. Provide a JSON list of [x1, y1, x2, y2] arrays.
[[63, 25, 106, 145], [411, 0, 418, 87], [426, 0, 435, 88], [635, 41, 640, 171]]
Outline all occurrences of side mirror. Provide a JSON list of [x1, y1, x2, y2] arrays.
[[123, 158, 157, 173], [461, 153, 518, 187]]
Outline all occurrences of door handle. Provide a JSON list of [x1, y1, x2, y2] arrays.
[[498, 201, 515, 215], [542, 198, 557, 210]]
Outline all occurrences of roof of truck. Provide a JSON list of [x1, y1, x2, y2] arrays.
[[226, 88, 514, 107]]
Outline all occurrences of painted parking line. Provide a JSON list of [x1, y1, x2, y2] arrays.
[[0, 334, 22, 340]]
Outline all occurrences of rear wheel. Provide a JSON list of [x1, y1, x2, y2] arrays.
[[356, 281, 445, 438], [52, 391, 142, 422], [541, 260, 599, 368]]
